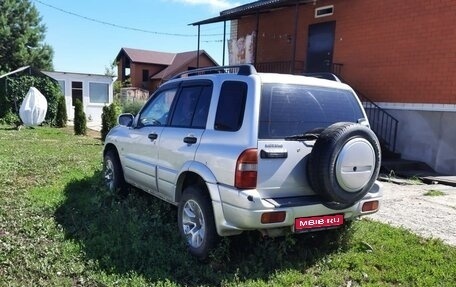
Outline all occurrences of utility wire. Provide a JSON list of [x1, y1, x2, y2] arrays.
[[33, 0, 224, 39]]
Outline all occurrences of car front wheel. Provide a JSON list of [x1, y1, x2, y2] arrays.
[[103, 150, 127, 195], [178, 186, 218, 260]]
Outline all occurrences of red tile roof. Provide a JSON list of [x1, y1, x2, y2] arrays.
[[151, 50, 218, 80], [116, 47, 176, 65], [116, 47, 219, 83]]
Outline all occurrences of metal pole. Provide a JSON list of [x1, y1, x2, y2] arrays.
[[197, 25, 201, 68], [223, 21, 226, 66]]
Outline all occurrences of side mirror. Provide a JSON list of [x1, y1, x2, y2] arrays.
[[118, 113, 134, 127]]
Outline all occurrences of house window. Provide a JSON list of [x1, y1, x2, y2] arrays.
[[71, 81, 83, 106], [142, 69, 149, 82], [89, 83, 109, 104], [315, 5, 334, 18], [58, 80, 65, 95]]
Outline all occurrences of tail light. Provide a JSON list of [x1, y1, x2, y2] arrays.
[[235, 149, 258, 189]]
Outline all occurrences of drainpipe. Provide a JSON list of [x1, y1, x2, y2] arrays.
[[291, 2, 299, 74]]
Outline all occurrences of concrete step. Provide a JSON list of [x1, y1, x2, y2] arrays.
[[380, 158, 456, 187], [381, 158, 440, 178], [420, 176, 456, 187]]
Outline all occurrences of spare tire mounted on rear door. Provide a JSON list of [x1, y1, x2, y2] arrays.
[[308, 122, 381, 207]]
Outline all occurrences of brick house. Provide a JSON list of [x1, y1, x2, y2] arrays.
[[193, 0, 456, 174], [115, 48, 218, 93]]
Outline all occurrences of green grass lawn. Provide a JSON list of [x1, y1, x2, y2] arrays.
[[0, 126, 455, 287]]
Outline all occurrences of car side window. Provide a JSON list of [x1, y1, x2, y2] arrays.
[[192, 86, 212, 129], [138, 88, 177, 127], [170, 85, 212, 128], [214, 81, 247, 131], [171, 87, 199, 127]]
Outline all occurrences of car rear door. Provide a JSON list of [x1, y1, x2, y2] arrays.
[[157, 80, 213, 202], [256, 83, 365, 198]]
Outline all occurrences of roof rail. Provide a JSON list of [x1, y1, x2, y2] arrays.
[[170, 64, 257, 80]]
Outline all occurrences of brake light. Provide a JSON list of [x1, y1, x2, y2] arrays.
[[235, 149, 258, 189]]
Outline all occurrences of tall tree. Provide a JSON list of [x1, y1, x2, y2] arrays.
[[0, 0, 54, 73]]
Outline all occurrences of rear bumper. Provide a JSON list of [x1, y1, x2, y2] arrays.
[[211, 182, 382, 236]]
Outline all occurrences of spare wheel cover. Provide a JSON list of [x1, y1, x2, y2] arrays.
[[336, 137, 376, 192]]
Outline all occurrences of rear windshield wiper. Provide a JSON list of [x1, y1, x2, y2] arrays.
[[284, 132, 319, 141]]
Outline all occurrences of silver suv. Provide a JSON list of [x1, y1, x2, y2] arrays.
[[103, 65, 382, 259]]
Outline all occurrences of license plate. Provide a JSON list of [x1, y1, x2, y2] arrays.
[[294, 214, 344, 231]]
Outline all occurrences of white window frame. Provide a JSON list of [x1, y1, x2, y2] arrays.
[[315, 5, 334, 18], [57, 80, 66, 96], [88, 81, 109, 104]]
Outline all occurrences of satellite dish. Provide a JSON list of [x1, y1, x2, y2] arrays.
[[19, 87, 48, 126]]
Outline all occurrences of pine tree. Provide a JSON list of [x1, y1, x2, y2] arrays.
[[55, 95, 67, 128], [0, 0, 54, 73], [101, 102, 121, 141], [73, 99, 86, 135]]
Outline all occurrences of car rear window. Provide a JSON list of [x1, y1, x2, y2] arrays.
[[259, 84, 364, 139]]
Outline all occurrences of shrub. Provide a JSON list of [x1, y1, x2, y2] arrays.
[[101, 102, 121, 141], [121, 101, 144, 115], [0, 109, 20, 125], [55, 95, 68, 128], [73, 99, 87, 135], [0, 75, 61, 125]]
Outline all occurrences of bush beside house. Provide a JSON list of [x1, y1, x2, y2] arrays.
[[74, 99, 87, 135], [101, 102, 122, 141], [55, 95, 67, 128], [121, 101, 144, 115], [0, 110, 20, 126], [0, 74, 62, 125]]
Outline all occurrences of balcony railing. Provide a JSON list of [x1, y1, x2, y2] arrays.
[[254, 61, 344, 77], [255, 61, 305, 75], [357, 92, 399, 154]]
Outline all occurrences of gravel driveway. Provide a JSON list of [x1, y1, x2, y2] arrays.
[[367, 180, 456, 247]]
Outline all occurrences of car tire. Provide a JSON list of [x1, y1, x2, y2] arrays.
[[308, 122, 381, 206], [178, 186, 218, 260], [103, 150, 128, 196]]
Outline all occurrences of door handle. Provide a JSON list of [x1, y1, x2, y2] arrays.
[[183, 136, 197, 144], [148, 133, 158, 140]]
